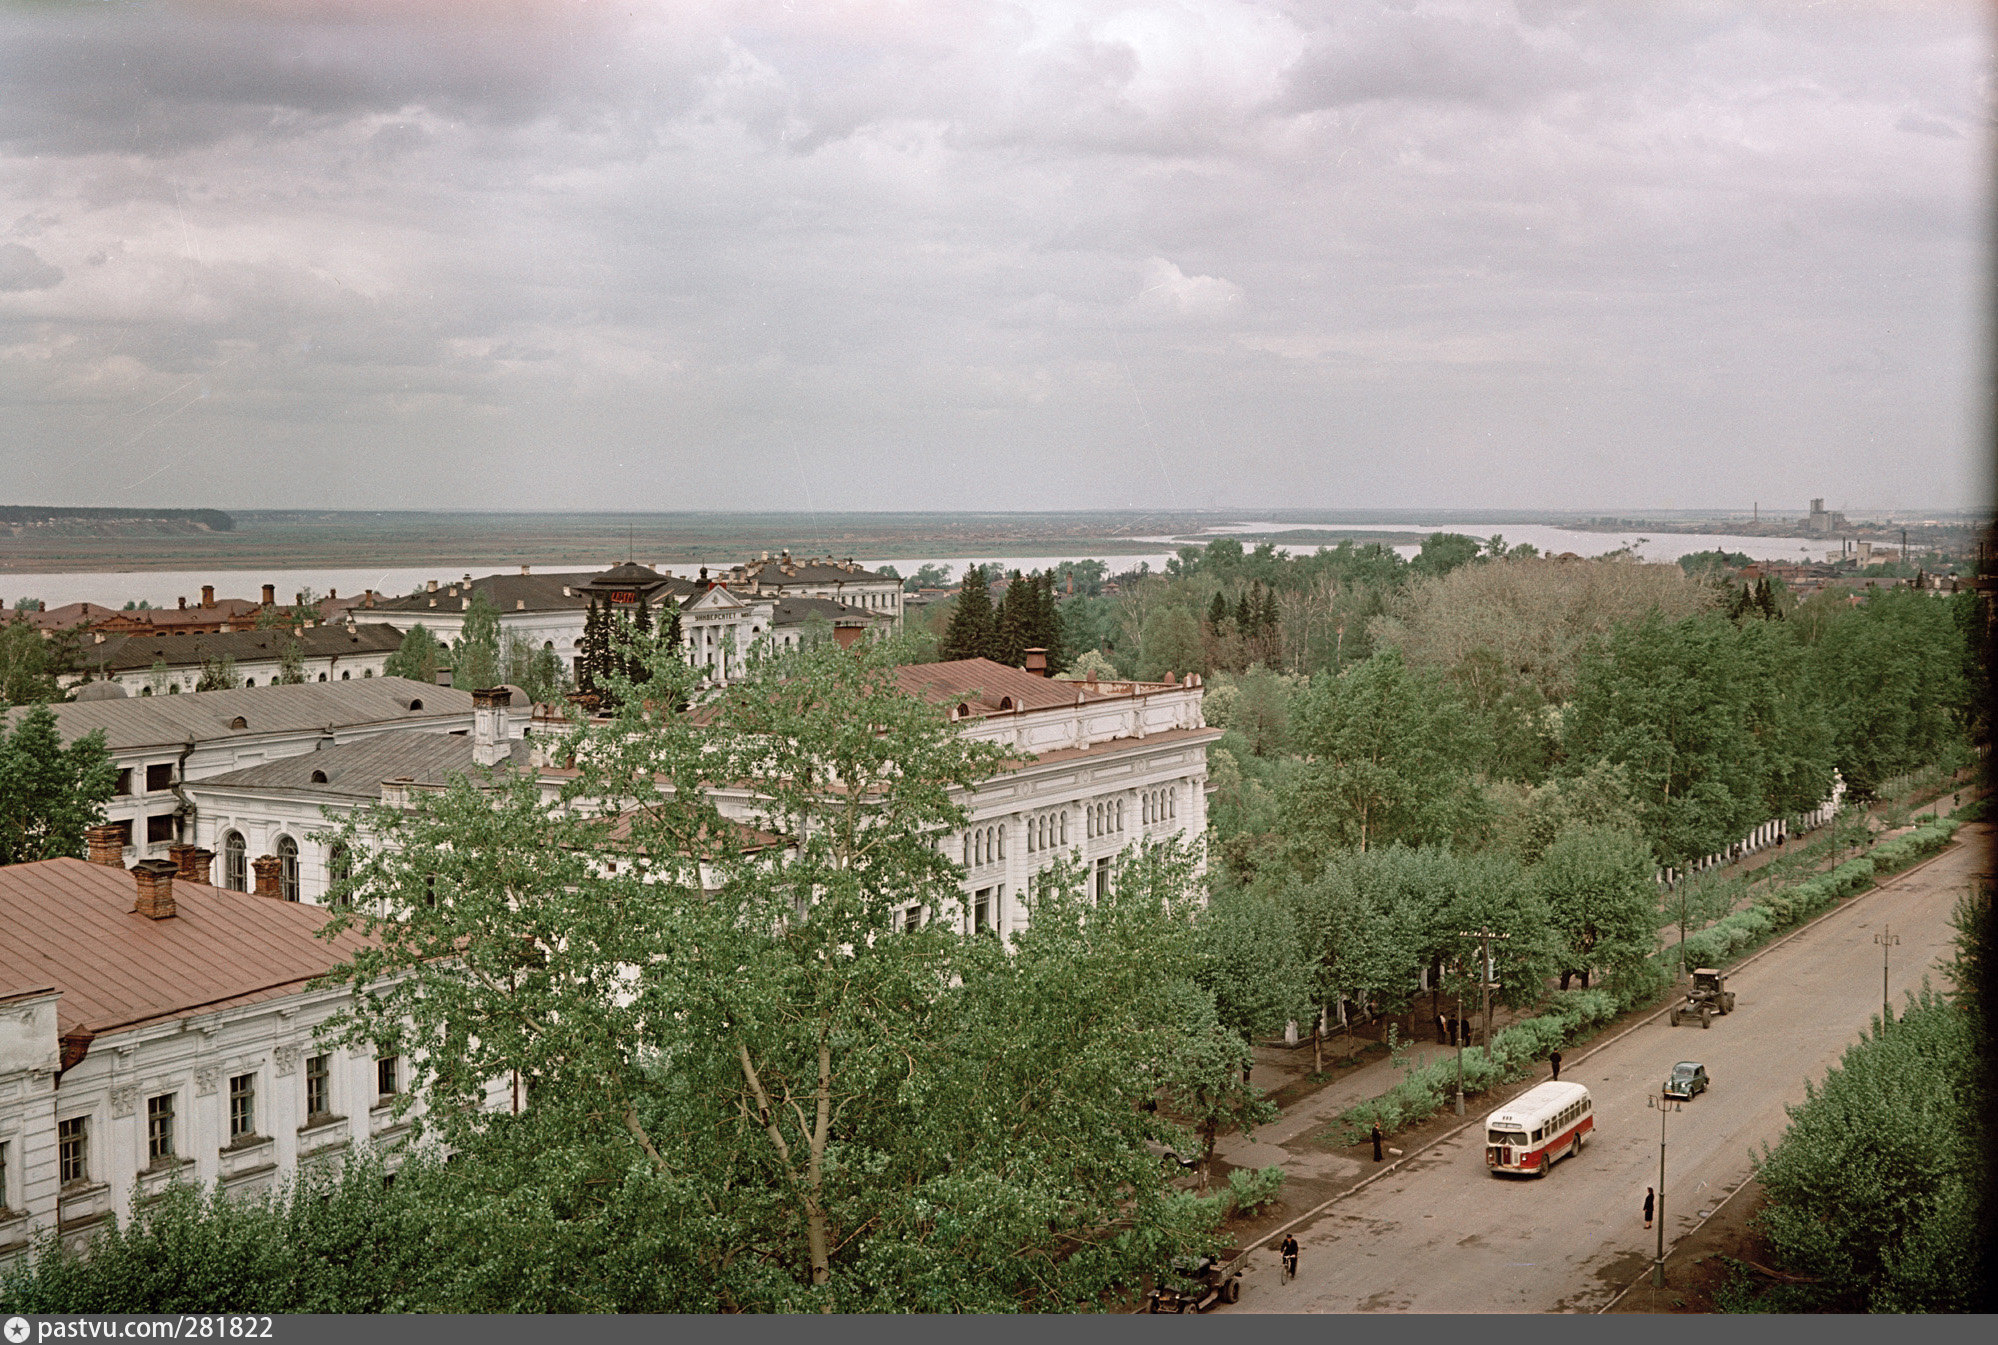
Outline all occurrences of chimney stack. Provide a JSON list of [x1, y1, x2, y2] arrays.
[[1024, 647, 1048, 677], [520, 564, 531, 576], [262, 584, 276, 606], [177, 596, 187, 610], [201, 584, 215, 608], [168, 843, 214, 885], [132, 858, 179, 920], [472, 687, 512, 767], [251, 854, 283, 900], [85, 823, 126, 867]]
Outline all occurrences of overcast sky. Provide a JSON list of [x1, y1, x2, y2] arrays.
[[1, 1, 1989, 514]]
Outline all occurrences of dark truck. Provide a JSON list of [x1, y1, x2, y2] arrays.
[[1145, 1250, 1246, 1312]]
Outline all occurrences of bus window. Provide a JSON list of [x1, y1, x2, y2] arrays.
[[1533, 1128, 1543, 1141]]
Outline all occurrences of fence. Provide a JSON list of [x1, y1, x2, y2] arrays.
[[1655, 775, 1845, 889]]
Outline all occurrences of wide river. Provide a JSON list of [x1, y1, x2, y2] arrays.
[[1, 522, 1837, 611]]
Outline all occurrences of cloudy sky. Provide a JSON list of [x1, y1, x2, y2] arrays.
[[1, 0, 1989, 513]]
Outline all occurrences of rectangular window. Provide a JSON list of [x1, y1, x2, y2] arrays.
[[145, 813, 175, 844], [973, 888, 991, 933], [0, 1138, 9, 1211], [377, 1055, 399, 1099], [904, 906, 920, 933], [110, 819, 133, 848], [58, 1117, 87, 1185], [147, 1093, 176, 1163], [229, 1073, 256, 1141], [145, 762, 174, 793], [114, 768, 133, 797], [1094, 856, 1110, 899], [305, 1054, 331, 1119]]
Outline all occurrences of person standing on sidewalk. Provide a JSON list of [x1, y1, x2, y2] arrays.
[[1371, 1122, 1385, 1162], [1549, 1050, 1563, 1081], [1280, 1234, 1299, 1283], [1644, 1187, 1655, 1230]]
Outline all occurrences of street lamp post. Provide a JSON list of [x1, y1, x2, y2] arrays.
[[1453, 980, 1465, 1116], [1875, 923, 1900, 1019], [1647, 1093, 1683, 1288]]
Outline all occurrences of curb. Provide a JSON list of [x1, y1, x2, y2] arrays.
[[1209, 823, 1980, 1289]]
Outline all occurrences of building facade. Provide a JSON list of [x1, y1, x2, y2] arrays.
[[0, 858, 432, 1265], [61, 623, 406, 695]]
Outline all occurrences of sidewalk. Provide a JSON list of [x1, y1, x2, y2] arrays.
[[1214, 1039, 1460, 1184]]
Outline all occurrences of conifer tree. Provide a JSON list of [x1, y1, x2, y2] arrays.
[[1258, 582, 1280, 636], [993, 570, 1032, 667], [1208, 592, 1230, 633], [1235, 589, 1254, 633], [940, 564, 995, 662], [1036, 572, 1069, 673]]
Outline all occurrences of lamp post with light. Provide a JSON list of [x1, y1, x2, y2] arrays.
[[1875, 923, 1900, 1019], [1647, 1092, 1684, 1288]]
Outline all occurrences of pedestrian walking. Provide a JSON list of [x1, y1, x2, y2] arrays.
[[1371, 1122, 1384, 1163], [1280, 1234, 1299, 1283], [1643, 1186, 1655, 1230], [1549, 1050, 1562, 1082]]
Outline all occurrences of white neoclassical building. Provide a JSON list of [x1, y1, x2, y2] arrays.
[[0, 857, 443, 1264]]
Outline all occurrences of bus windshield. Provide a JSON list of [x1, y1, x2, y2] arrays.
[[1488, 1128, 1526, 1145]]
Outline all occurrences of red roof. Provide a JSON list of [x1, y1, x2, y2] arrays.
[[895, 658, 1114, 715], [0, 858, 374, 1040]]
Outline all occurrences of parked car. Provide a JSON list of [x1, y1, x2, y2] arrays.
[[1663, 1061, 1709, 1099]]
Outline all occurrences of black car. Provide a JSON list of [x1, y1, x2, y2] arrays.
[[1664, 1061, 1709, 1099]]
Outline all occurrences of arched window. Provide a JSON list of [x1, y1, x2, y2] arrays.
[[310, 769, 329, 784], [408, 698, 423, 711], [223, 832, 247, 891], [341, 670, 351, 679], [318, 672, 328, 682], [140, 685, 153, 696], [229, 716, 248, 729], [327, 842, 352, 906], [276, 836, 300, 902], [363, 668, 373, 678], [243, 678, 254, 687]]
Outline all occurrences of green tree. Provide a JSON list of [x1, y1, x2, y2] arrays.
[[195, 654, 239, 692], [1288, 649, 1488, 853], [902, 563, 951, 590], [0, 705, 118, 866], [502, 632, 569, 706], [939, 564, 995, 662], [1531, 824, 1659, 990], [274, 638, 306, 685], [0, 617, 57, 706], [1804, 589, 1976, 799], [382, 624, 442, 684], [451, 591, 503, 691], [1411, 532, 1483, 579], [992, 570, 1032, 667], [1137, 605, 1203, 682], [317, 639, 1244, 1310]]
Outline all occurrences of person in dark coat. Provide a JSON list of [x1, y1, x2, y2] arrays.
[[1371, 1122, 1384, 1162], [1549, 1050, 1563, 1081], [1644, 1187, 1655, 1229], [1280, 1233, 1299, 1283]]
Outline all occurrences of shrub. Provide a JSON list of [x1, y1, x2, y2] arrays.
[[1225, 1165, 1286, 1217]]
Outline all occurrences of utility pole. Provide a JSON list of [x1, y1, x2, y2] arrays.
[[1875, 923, 1900, 1019], [1454, 978, 1466, 1116], [1458, 927, 1510, 1053], [1648, 1093, 1684, 1287]]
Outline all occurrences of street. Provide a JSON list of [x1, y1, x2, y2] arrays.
[[1220, 826, 1988, 1314]]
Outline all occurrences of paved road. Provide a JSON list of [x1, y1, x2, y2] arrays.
[[1222, 827, 1988, 1314]]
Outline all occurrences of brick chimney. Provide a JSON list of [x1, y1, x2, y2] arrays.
[[168, 843, 214, 885], [472, 687, 512, 767], [177, 595, 186, 610], [251, 854, 283, 900], [1024, 647, 1048, 677], [85, 823, 125, 867], [201, 584, 215, 608], [261, 583, 276, 606], [132, 858, 179, 920]]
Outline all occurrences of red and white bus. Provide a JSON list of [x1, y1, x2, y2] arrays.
[[1485, 1081, 1593, 1178]]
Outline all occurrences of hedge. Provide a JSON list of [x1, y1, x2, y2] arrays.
[[1334, 811, 1968, 1140]]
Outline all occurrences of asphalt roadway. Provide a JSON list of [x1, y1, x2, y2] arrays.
[[1220, 825, 1990, 1314]]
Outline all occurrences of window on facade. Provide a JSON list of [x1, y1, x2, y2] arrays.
[[277, 835, 300, 902], [229, 1073, 256, 1141], [168, 684, 181, 694], [1059, 811, 1067, 845], [147, 1092, 176, 1164], [341, 670, 351, 679], [1094, 856, 1110, 899], [146, 813, 175, 844], [145, 762, 173, 792], [0, 1139, 9, 1212], [113, 768, 132, 797], [363, 668, 373, 678], [972, 888, 991, 934], [327, 842, 353, 904], [305, 1054, 331, 1120], [317, 672, 328, 682], [58, 1117, 87, 1185], [377, 1055, 400, 1099], [1116, 799, 1124, 831], [223, 831, 247, 891], [110, 818, 133, 849]]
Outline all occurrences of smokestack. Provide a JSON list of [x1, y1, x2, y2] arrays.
[[201, 584, 215, 608], [177, 596, 186, 610], [251, 854, 283, 900], [1024, 647, 1048, 677], [85, 823, 126, 867], [262, 584, 276, 606], [132, 858, 178, 920], [472, 686, 512, 767], [168, 843, 214, 885]]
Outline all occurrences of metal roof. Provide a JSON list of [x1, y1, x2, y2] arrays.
[[196, 729, 531, 798], [895, 658, 1119, 714], [6, 676, 477, 752], [0, 857, 375, 1039], [75, 622, 406, 673]]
